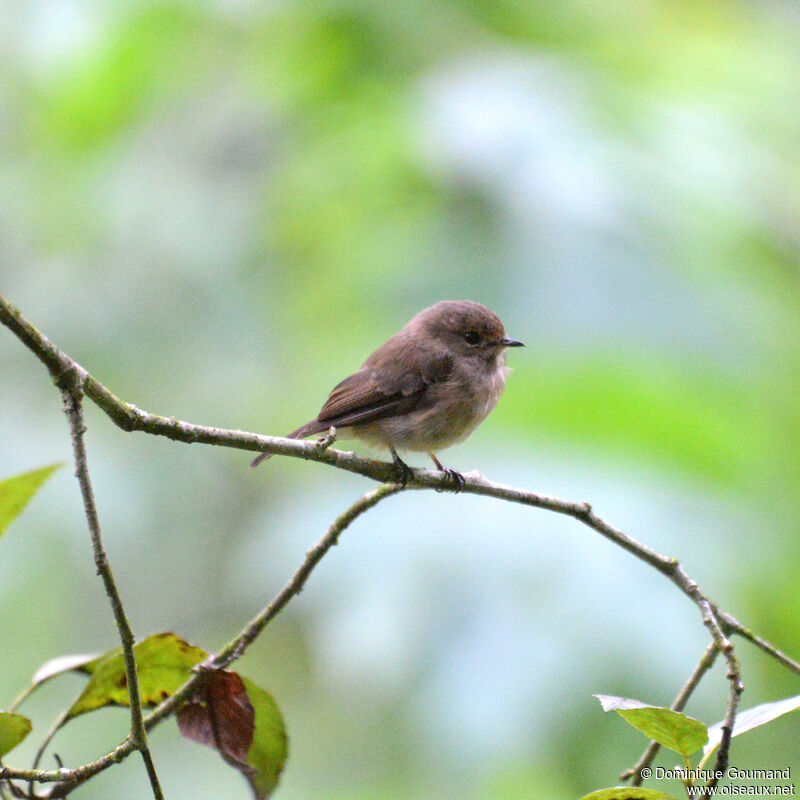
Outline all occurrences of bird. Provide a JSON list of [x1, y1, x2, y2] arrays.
[[251, 300, 523, 488]]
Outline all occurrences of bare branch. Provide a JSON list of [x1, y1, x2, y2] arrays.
[[622, 643, 719, 785], [2, 291, 799, 794], [28, 708, 69, 796], [698, 601, 743, 787], [43, 483, 402, 797], [718, 615, 800, 675], [59, 385, 164, 800], [210, 481, 404, 669]]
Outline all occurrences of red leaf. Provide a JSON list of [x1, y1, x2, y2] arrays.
[[178, 670, 255, 768]]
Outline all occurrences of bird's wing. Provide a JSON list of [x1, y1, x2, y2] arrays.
[[316, 333, 452, 429]]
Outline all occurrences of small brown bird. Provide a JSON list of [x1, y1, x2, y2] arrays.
[[251, 300, 523, 486]]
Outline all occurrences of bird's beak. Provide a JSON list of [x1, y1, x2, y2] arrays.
[[501, 337, 525, 348]]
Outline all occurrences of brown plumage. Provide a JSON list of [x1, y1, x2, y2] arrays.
[[251, 301, 523, 476]]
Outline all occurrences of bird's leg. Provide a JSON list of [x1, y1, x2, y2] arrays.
[[428, 452, 465, 493], [389, 445, 412, 487]]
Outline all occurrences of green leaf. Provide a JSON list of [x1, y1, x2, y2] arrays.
[[242, 677, 288, 799], [703, 693, 800, 756], [0, 712, 33, 758], [595, 695, 708, 757], [0, 464, 62, 537], [67, 633, 208, 719], [580, 789, 679, 800]]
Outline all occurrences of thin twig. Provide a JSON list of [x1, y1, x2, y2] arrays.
[[43, 483, 402, 797], [699, 601, 743, 788], [1, 778, 33, 800], [60, 387, 164, 800], [138, 750, 163, 800], [211, 482, 404, 668], [30, 710, 68, 772], [7, 686, 35, 715], [1, 292, 798, 793], [622, 643, 719, 785], [0, 292, 795, 664], [27, 708, 69, 797], [718, 613, 800, 674]]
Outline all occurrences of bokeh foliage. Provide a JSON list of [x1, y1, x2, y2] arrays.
[[1, 1, 799, 798]]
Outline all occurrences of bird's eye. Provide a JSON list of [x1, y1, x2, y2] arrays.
[[464, 331, 481, 345]]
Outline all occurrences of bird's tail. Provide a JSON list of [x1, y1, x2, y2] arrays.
[[250, 450, 274, 468], [250, 420, 326, 467]]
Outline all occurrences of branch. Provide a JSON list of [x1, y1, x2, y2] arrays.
[[59, 386, 164, 800], [42, 483, 402, 797], [208, 481, 404, 669], [699, 600, 742, 787], [622, 643, 719, 784], [0, 294, 795, 658], [2, 291, 799, 793], [0, 292, 795, 655]]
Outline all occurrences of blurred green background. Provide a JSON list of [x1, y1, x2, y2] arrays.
[[1, 0, 799, 797]]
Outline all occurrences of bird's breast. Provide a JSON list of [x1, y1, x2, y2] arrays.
[[357, 359, 507, 453]]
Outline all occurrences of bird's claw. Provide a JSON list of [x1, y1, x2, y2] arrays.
[[390, 451, 413, 487], [441, 467, 465, 493]]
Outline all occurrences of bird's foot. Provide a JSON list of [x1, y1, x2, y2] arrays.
[[389, 448, 413, 488], [429, 452, 465, 493], [441, 467, 465, 493]]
